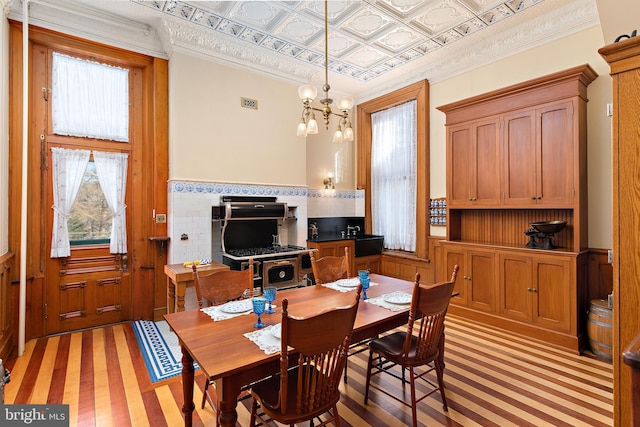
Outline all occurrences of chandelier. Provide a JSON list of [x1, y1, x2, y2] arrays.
[[296, 0, 354, 143]]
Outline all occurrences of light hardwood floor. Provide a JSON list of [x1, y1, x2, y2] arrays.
[[3, 314, 612, 426]]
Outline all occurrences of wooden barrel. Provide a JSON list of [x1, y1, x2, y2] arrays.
[[587, 299, 613, 362]]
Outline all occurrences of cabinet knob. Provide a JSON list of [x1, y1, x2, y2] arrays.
[[531, 288, 537, 293]]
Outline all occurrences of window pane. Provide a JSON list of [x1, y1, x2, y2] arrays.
[[68, 161, 111, 245], [52, 52, 129, 142]]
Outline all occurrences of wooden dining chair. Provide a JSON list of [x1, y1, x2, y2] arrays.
[[249, 284, 362, 427], [191, 262, 254, 411], [364, 266, 459, 427], [192, 262, 253, 308], [309, 246, 351, 285]]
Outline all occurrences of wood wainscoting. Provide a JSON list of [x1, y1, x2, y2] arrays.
[[0, 252, 15, 362]]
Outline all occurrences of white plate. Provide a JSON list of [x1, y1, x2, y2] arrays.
[[335, 278, 360, 288], [271, 323, 282, 339], [220, 300, 253, 314], [383, 293, 412, 305]]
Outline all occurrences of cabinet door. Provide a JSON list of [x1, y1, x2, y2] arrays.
[[503, 110, 537, 205], [466, 250, 497, 312], [448, 124, 474, 207], [447, 119, 500, 207], [474, 119, 501, 205], [532, 256, 572, 332], [443, 247, 467, 305], [499, 254, 533, 322], [536, 101, 574, 206]]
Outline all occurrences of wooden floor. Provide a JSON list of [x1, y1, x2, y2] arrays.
[[4, 314, 613, 426]]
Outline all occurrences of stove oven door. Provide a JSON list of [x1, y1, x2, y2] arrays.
[[263, 259, 298, 289]]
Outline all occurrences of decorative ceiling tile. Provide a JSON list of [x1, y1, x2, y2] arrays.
[[480, 4, 515, 25], [376, 0, 434, 18], [312, 32, 360, 58], [458, 0, 506, 14], [454, 17, 487, 36], [273, 14, 322, 46], [433, 29, 464, 45], [410, 1, 472, 36], [376, 27, 422, 53], [341, 6, 394, 40], [344, 45, 389, 69], [226, 1, 285, 30]]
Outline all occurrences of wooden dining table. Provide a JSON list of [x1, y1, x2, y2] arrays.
[[164, 273, 420, 427]]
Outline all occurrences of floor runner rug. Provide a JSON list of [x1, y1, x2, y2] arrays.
[[132, 320, 199, 383]]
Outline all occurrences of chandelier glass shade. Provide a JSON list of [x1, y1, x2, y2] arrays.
[[296, 1, 354, 143]]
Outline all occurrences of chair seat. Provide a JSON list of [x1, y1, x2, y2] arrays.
[[370, 331, 438, 365], [252, 366, 341, 425]]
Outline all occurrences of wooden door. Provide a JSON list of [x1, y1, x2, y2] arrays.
[[536, 101, 574, 206], [35, 44, 137, 334], [503, 109, 536, 205], [499, 253, 532, 322], [531, 256, 572, 332], [466, 249, 497, 313]]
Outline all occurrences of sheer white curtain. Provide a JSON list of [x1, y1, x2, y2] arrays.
[[52, 52, 129, 142], [50, 148, 91, 258], [93, 151, 129, 254], [371, 100, 417, 251]]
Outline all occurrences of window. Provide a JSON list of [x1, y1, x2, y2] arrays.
[[68, 160, 112, 245], [356, 80, 429, 259], [371, 101, 417, 251], [52, 52, 129, 142]]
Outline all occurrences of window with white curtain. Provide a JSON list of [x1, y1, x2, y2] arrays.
[[370, 100, 417, 252], [52, 52, 129, 142]]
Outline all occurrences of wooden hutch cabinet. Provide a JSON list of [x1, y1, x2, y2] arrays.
[[437, 64, 596, 353]]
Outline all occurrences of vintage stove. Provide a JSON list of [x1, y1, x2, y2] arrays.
[[219, 196, 312, 289]]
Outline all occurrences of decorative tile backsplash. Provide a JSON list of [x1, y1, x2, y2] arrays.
[[167, 181, 363, 264]]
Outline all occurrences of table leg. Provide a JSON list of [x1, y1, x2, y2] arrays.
[[180, 346, 195, 427], [167, 276, 176, 314], [176, 279, 186, 312], [216, 377, 242, 427]]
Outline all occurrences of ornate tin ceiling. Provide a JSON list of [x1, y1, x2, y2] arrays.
[[5, 0, 599, 99]]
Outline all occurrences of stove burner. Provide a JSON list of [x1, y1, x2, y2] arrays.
[[225, 245, 308, 258]]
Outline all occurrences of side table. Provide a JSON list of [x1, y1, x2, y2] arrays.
[[164, 261, 229, 313]]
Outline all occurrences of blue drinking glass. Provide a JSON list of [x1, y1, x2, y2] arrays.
[[252, 297, 266, 328], [358, 270, 370, 300], [264, 286, 277, 314]]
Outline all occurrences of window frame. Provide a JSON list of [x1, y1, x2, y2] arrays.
[[356, 80, 430, 259]]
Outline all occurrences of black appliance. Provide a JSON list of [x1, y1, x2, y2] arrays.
[[219, 196, 312, 289]]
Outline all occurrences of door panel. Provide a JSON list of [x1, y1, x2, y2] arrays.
[[467, 250, 496, 312], [47, 250, 131, 334], [503, 110, 536, 205], [500, 254, 532, 321]]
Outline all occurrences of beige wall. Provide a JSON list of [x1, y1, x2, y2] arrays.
[[168, 52, 308, 186], [595, 0, 640, 44], [427, 25, 611, 247]]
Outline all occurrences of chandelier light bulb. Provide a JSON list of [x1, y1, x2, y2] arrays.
[[333, 127, 343, 144], [343, 125, 354, 142], [297, 118, 308, 137], [307, 113, 319, 134], [298, 85, 318, 101], [336, 96, 354, 112]]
